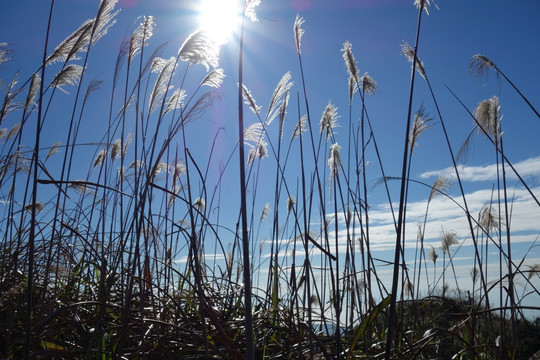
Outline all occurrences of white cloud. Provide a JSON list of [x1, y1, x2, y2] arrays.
[[419, 155, 540, 183]]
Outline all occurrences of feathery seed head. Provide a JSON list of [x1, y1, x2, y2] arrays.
[[294, 15, 305, 55], [178, 30, 220, 70], [51, 64, 84, 94], [360, 72, 378, 96], [469, 54, 497, 81], [172, 160, 186, 184], [1, 74, 23, 124], [25, 74, 40, 112], [24, 202, 44, 213], [478, 204, 499, 234], [292, 114, 308, 140], [6, 123, 21, 141], [320, 102, 339, 141], [474, 96, 501, 141], [266, 72, 293, 125], [409, 104, 434, 154], [429, 176, 450, 202], [129, 16, 155, 62], [428, 245, 438, 263], [194, 197, 206, 211], [93, 149, 107, 168], [165, 88, 187, 116], [341, 41, 360, 85], [348, 76, 355, 103], [328, 142, 342, 180], [111, 138, 122, 160], [149, 57, 177, 114], [401, 42, 426, 80], [260, 203, 270, 223], [241, 84, 261, 115], [441, 229, 458, 254], [46, 142, 61, 161], [0, 43, 11, 65], [201, 68, 225, 88], [286, 195, 296, 214], [46, 20, 94, 65], [414, 0, 438, 14], [527, 264, 540, 280], [247, 140, 268, 166]]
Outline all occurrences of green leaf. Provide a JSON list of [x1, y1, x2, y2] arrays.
[[346, 295, 391, 359]]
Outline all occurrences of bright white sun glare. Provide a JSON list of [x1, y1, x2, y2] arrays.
[[198, 0, 243, 44]]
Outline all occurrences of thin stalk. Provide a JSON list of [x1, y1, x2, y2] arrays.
[[237, 5, 254, 358]]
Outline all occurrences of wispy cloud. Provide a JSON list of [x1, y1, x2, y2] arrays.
[[419, 155, 540, 182]]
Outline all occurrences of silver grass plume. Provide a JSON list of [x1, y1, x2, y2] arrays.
[[471, 267, 479, 284], [24, 73, 40, 113], [128, 160, 144, 170], [414, 0, 438, 15], [149, 56, 176, 114], [201, 68, 225, 88], [6, 123, 21, 141], [241, 84, 261, 115], [0, 43, 10, 65], [401, 42, 426, 80], [83, 78, 103, 103], [360, 72, 378, 96], [92, 0, 120, 45], [469, 54, 497, 81], [111, 138, 122, 160], [320, 102, 339, 141], [46, 142, 61, 161], [171, 160, 186, 184], [341, 41, 360, 85], [24, 202, 44, 213], [292, 114, 307, 140], [245, 0, 261, 22], [122, 133, 132, 160], [244, 123, 268, 166], [93, 149, 108, 168], [129, 16, 155, 63], [441, 229, 458, 255], [51, 64, 84, 94], [247, 140, 268, 166], [348, 75, 355, 103], [527, 264, 540, 280], [260, 203, 270, 222], [478, 204, 499, 234], [409, 104, 433, 155], [278, 90, 290, 140], [404, 280, 414, 297], [328, 142, 342, 180], [244, 122, 264, 145], [428, 176, 450, 202], [265, 72, 293, 126], [1, 74, 23, 124], [474, 96, 502, 141], [194, 197, 206, 211], [286, 195, 296, 214], [152, 161, 168, 180], [0, 128, 6, 141], [165, 89, 187, 116], [294, 15, 305, 55], [428, 245, 438, 264], [46, 20, 94, 65], [178, 30, 219, 71], [168, 184, 181, 209]]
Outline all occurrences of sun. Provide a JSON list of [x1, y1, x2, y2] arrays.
[[197, 0, 243, 44]]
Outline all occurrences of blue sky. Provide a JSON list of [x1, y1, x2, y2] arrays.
[[1, 0, 540, 315]]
